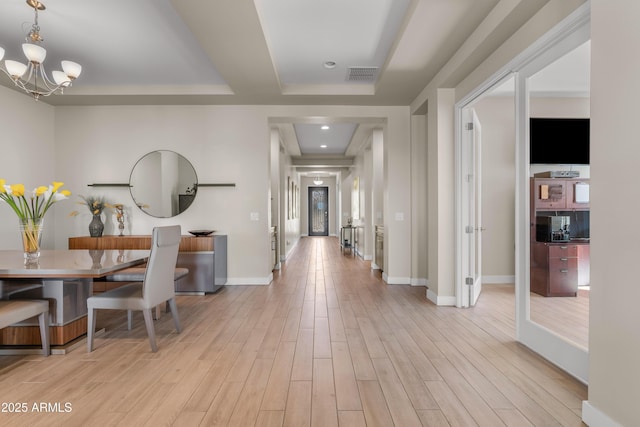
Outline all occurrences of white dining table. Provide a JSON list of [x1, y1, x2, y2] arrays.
[[0, 249, 148, 279], [0, 249, 149, 353]]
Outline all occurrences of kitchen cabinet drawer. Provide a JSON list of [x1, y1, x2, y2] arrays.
[[548, 267, 578, 296], [548, 244, 578, 258], [549, 256, 578, 272]]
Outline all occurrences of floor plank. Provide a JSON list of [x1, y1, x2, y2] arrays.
[[0, 236, 587, 426]]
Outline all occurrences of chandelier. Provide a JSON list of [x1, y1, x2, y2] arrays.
[[0, 0, 82, 100], [313, 175, 324, 185]]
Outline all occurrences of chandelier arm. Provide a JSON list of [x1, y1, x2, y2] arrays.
[[1, 64, 63, 98], [36, 63, 59, 90]]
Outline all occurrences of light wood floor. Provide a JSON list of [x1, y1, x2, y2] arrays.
[[0, 236, 587, 426], [530, 289, 589, 350]]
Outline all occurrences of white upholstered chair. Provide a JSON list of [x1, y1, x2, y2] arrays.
[[87, 225, 183, 352], [0, 300, 49, 356]]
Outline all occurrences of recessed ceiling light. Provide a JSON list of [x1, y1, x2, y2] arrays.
[[320, 144, 328, 148], [323, 61, 336, 69], [321, 125, 330, 130]]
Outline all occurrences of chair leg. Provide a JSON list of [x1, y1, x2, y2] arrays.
[[87, 308, 96, 353], [127, 310, 133, 330], [38, 310, 50, 357], [142, 309, 158, 352], [167, 298, 181, 333]]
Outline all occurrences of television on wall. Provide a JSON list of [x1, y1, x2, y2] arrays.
[[529, 118, 590, 164]]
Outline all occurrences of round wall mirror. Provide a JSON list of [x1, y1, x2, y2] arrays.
[[129, 150, 198, 218]]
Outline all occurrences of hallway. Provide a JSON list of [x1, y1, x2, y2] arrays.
[[0, 236, 586, 426]]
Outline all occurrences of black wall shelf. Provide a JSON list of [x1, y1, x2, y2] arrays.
[[87, 183, 130, 187], [88, 183, 236, 188]]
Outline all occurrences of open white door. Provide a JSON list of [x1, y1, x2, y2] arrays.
[[461, 108, 483, 307]]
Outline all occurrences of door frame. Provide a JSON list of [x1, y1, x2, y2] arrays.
[[514, 13, 590, 384], [466, 108, 483, 307], [454, 2, 590, 383], [308, 186, 329, 236]]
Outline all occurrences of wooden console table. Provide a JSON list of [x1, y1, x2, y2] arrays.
[[69, 235, 227, 294]]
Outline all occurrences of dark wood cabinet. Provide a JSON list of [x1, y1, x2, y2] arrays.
[[532, 178, 567, 210], [530, 177, 590, 297], [531, 242, 584, 297], [566, 179, 590, 210]]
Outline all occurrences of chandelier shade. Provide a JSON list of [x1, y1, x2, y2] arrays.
[[0, 0, 82, 100], [23, 43, 46, 64], [5, 60, 28, 79]]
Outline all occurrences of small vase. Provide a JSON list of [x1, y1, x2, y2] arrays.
[[115, 204, 125, 236], [19, 218, 44, 265], [89, 214, 104, 237], [89, 249, 105, 268]]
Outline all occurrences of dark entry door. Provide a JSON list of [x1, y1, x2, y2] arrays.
[[309, 187, 329, 236]]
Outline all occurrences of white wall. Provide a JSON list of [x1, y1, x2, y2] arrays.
[[0, 86, 56, 250], [586, 0, 640, 425], [54, 105, 274, 284], [280, 149, 300, 261], [473, 96, 516, 281], [0, 99, 411, 285], [384, 110, 412, 284], [371, 129, 384, 266], [425, 89, 456, 303]]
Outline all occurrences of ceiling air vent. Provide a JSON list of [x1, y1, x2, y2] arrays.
[[346, 66, 379, 82]]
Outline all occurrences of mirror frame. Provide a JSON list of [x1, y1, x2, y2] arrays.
[[129, 150, 198, 218]]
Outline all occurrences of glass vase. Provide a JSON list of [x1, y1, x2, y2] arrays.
[[20, 218, 44, 265]]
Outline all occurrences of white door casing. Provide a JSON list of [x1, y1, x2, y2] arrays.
[[460, 108, 483, 307]]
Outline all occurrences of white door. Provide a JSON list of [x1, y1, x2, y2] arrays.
[[514, 20, 590, 382], [461, 108, 483, 307]]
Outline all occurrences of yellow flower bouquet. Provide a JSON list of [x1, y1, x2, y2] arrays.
[[0, 179, 71, 262]]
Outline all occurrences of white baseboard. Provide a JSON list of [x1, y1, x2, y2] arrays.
[[482, 275, 515, 284], [426, 288, 456, 306], [371, 263, 380, 270], [282, 237, 300, 261], [411, 278, 428, 287], [385, 276, 411, 285], [225, 274, 273, 286], [363, 254, 372, 261], [378, 273, 426, 286], [582, 401, 622, 427]]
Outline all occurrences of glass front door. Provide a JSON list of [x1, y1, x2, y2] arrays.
[[309, 186, 329, 236]]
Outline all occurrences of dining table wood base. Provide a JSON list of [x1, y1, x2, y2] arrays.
[[0, 316, 88, 346], [0, 249, 149, 351]]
